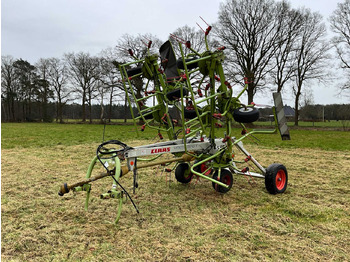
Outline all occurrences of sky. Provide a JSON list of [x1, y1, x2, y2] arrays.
[[1, 0, 348, 105]]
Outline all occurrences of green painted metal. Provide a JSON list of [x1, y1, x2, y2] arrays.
[[113, 28, 287, 211], [114, 194, 124, 224], [72, 183, 92, 211], [83, 155, 98, 210], [119, 54, 176, 139], [60, 21, 290, 225], [81, 153, 122, 223], [190, 149, 229, 188]]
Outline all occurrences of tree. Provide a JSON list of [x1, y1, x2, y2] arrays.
[[330, 0, 350, 96], [35, 58, 54, 122], [292, 9, 330, 126], [271, 5, 304, 93], [99, 48, 125, 122], [64, 52, 100, 123], [1, 56, 17, 121], [115, 33, 162, 99], [46, 57, 71, 123], [170, 25, 207, 58], [115, 34, 162, 123], [13, 59, 37, 121], [216, 0, 290, 104]]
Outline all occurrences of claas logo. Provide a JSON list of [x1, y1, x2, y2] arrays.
[[151, 147, 170, 154]]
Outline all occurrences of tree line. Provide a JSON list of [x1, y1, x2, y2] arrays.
[[2, 102, 138, 123], [300, 104, 350, 121], [259, 104, 350, 121], [2, 0, 350, 125]]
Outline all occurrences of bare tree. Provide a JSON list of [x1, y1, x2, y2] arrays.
[[1, 56, 17, 121], [292, 9, 331, 126], [271, 5, 304, 93], [46, 57, 72, 123], [64, 52, 100, 123], [99, 48, 124, 122], [93, 79, 106, 123], [114, 34, 162, 123], [115, 33, 162, 64], [330, 0, 350, 96], [170, 25, 207, 58], [115, 33, 162, 99], [35, 58, 54, 122], [216, 0, 290, 104]]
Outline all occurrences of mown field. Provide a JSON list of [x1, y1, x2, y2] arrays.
[[1, 123, 350, 261]]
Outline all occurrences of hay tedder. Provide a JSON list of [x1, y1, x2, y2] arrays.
[[58, 21, 290, 224]]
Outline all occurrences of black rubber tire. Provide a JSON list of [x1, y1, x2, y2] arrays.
[[265, 163, 288, 194], [127, 66, 142, 77], [176, 57, 199, 70], [175, 163, 193, 183], [166, 88, 188, 101], [233, 107, 260, 123], [184, 108, 199, 119], [212, 169, 233, 193], [137, 110, 153, 120]]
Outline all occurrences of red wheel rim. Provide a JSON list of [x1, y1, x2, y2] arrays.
[[222, 174, 232, 186], [201, 163, 212, 176], [275, 169, 286, 190]]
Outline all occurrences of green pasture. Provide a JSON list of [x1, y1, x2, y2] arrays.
[[55, 118, 350, 128], [2, 122, 349, 151], [1, 122, 350, 261], [255, 120, 350, 128]]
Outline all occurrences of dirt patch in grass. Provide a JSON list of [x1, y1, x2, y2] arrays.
[[2, 142, 350, 261]]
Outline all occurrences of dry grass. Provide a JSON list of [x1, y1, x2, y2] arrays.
[[2, 140, 350, 261]]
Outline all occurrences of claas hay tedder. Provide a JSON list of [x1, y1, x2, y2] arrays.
[[58, 20, 290, 224]]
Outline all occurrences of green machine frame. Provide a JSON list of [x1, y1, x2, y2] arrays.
[[58, 20, 290, 224]]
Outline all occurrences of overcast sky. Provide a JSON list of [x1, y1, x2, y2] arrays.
[[1, 0, 348, 105]]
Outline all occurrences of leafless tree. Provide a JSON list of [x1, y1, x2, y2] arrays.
[[216, 0, 290, 104], [46, 57, 72, 123], [330, 0, 350, 96], [35, 58, 54, 121], [114, 34, 163, 123], [292, 9, 331, 126], [1, 56, 17, 121], [99, 48, 125, 122], [271, 5, 304, 93], [115, 33, 162, 99], [64, 52, 100, 123], [170, 25, 207, 58], [93, 79, 106, 124]]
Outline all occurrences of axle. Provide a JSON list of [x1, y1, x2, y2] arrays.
[[58, 153, 194, 196]]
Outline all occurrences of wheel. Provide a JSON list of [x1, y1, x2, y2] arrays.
[[175, 163, 193, 183], [265, 163, 288, 194], [137, 110, 153, 120], [212, 169, 233, 193], [184, 108, 198, 119], [126, 66, 142, 77], [233, 107, 259, 123], [176, 57, 199, 70], [166, 88, 188, 101]]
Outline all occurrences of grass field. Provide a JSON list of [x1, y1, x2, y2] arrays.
[[255, 120, 350, 128], [1, 123, 350, 261], [2, 122, 350, 151]]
